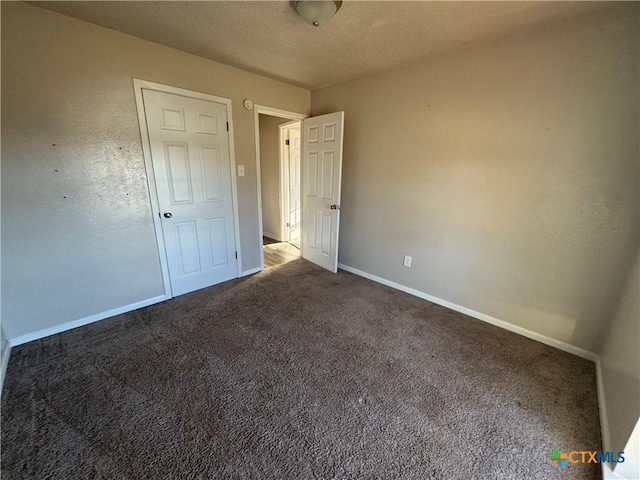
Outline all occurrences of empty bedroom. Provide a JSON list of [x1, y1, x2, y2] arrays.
[[1, 1, 638, 479]]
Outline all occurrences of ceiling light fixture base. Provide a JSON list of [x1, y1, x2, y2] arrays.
[[291, 1, 342, 27]]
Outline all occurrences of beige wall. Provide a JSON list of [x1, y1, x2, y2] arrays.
[[1, 2, 310, 340], [259, 115, 287, 240], [600, 249, 639, 457], [311, 4, 639, 352]]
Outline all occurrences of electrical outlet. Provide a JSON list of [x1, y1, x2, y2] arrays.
[[237, 165, 245, 176], [403, 255, 412, 268]]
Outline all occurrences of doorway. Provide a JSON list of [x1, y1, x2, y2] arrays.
[[258, 113, 302, 268], [254, 105, 344, 273]]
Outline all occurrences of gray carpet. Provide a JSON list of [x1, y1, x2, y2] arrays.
[[1, 259, 601, 479]]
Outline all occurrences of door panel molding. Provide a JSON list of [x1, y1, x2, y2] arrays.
[[133, 79, 242, 298]]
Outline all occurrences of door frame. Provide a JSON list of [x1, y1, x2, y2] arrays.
[[133, 78, 243, 298], [253, 105, 308, 270], [279, 120, 301, 243]]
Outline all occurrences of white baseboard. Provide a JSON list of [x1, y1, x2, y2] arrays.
[[0, 342, 12, 397], [8, 295, 168, 347], [595, 359, 639, 480], [338, 263, 598, 362], [241, 267, 262, 277], [596, 358, 611, 455], [262, 232, 282, 242]]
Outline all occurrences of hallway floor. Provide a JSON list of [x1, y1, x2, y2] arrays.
[[263, 236, 300, 268]]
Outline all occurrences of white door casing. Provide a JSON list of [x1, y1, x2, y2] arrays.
[[142, 88, 238, 296], [301, 111, 345, 273], [288, 127, 301, 243]]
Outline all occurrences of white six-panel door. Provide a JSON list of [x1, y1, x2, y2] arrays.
[[301, 112, 344, 272], [143, 89, 237, 296], [288, 127, 302, 243]]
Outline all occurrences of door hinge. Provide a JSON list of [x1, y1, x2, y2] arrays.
[[285, 139, 290, 145], [235, 251, 237, 259], [286, 222, 290, 227], [226, 122, 229, 131]]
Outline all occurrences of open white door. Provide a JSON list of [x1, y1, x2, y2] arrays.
[[301, 111, 344, 272]]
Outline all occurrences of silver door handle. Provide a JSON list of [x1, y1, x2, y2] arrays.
[[330, 205, 341, 210]]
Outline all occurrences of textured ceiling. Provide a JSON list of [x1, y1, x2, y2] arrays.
[[32, 1, 607, 90]]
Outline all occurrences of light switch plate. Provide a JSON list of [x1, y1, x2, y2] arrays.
[[238, 165, 245, 176]]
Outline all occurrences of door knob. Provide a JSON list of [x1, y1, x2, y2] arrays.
[[330, 205, 341, 210], [163, 212, 173, 218]]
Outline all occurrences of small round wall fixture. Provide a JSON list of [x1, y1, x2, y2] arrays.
[[292, 1, 342, 27], [243, 99, 253, 110]]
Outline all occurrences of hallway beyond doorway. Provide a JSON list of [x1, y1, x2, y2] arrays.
[[263, 236, 300, 268]]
